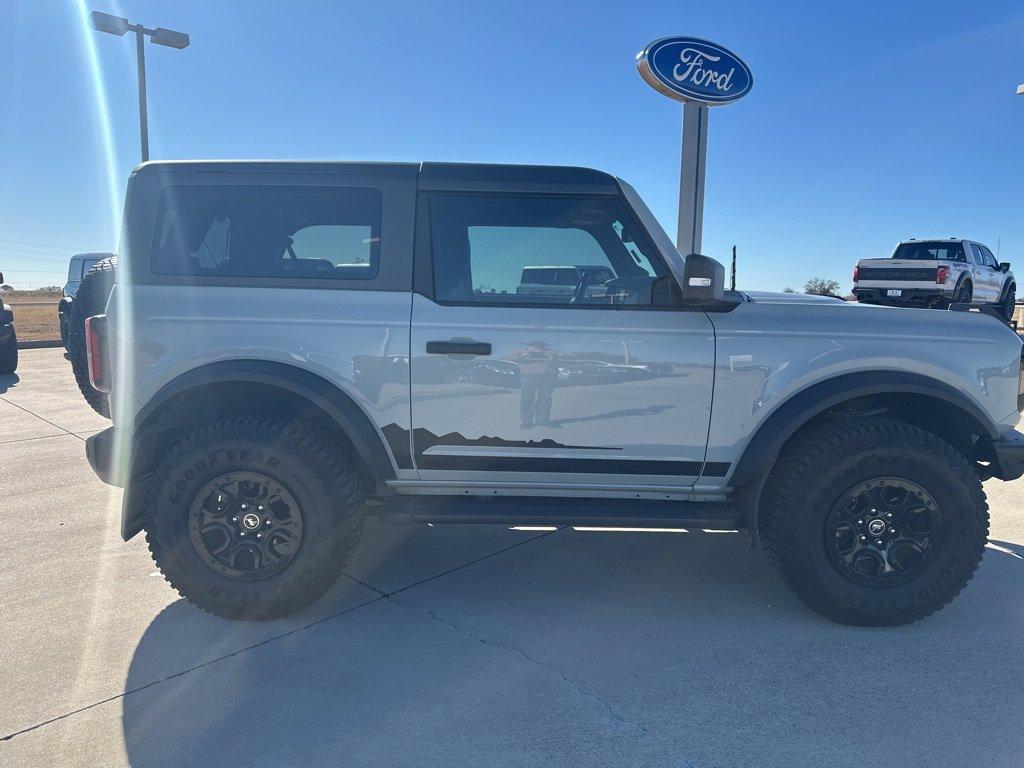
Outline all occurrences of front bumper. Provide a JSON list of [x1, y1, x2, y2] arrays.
[[990, 429, 1024, 481], [853, 288, 953, 307]]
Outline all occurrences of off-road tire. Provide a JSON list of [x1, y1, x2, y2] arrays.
[[998, 282, 1016, 323], [0, 328, 17, 374], [760, 416, 988, 626], [67, 256, 117, 418], [59, 307, 70, 350], [953, 279, 973, 305], [144, 416, 365, 620]]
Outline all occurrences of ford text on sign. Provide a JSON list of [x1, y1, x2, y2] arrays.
[[637, 37, 752, 105]]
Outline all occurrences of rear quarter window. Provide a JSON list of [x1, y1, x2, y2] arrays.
[[150, 185, 382, 280]]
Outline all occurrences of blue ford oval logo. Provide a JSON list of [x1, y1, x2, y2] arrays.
[[637, 37, 753, 105]]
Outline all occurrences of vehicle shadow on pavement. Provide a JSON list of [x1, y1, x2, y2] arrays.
[[119, 527, 1024, 768]]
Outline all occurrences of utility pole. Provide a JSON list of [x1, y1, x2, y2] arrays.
[[90, 11, 190, 162]]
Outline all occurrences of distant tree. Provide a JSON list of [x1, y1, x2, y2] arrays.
[[40, 285, 63, 294], [782, 286, 797, 294], [804, 277, 841, 297], [0, 284, 12, 293]]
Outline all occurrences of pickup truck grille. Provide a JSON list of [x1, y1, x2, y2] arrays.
[[858, 267, 937, 282]]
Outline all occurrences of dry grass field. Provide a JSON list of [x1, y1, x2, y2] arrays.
[[3, 291, 61, 342]]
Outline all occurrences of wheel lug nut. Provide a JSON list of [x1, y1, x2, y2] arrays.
[[885, 512, 892, 518], [889, 528, 896, 534], [231, 516, 238, 522], [256, 533, 262, 539], [240, 531, 246, 536], [875, 539, 883, 545], [857, 519, 864, 525], [241, 503, 248, 510], [859, 535, 867, 541]]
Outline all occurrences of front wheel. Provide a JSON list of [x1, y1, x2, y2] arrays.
[[998, 283, 1016, 323], [759, 417, 988, 626], [144, 416, 365, 619]]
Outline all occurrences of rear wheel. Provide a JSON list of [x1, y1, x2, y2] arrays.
[[68, 256, 117, 417], [144, 416, 365, 619], [953, 279, 973, 305], [0, 328, 17, 374], [760, 417, 988, 626]]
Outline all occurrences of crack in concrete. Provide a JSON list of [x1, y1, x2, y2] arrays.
[[1, 529, 558, 742], [386, 593, 654, 739], [0, 396, 86, 441]]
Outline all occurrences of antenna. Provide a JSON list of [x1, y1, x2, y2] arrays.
[[731, 245, 737, 291], [997, 237, 1001, 258]]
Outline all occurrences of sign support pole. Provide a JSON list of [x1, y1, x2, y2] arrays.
[[676, 101, 708, 255]]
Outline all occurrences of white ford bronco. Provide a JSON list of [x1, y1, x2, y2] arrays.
[[853, 238, 1016, 319], [84, 161, 1024, 626]]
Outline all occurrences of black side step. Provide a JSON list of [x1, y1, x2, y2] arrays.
[[374, 495, 742, 528]]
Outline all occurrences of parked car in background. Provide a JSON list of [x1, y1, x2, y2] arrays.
[[0, 272, 17, 374], [83, 160, 1024, 629], [58, 253, 111, 349], [853, 239, 1015, 320], [67, 255, 117, 418], [516, 265, 616, 299]]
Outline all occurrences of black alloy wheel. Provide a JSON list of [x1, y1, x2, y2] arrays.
[[825, 477, 944, 586], [188, 471, 304, 580]]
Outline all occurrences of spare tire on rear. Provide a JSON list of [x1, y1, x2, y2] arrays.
[[68, 255, 117, 418]]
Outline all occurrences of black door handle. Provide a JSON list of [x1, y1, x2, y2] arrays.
[[426, 340, 492, 356]]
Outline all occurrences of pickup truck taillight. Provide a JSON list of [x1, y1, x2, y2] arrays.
[[852, 266, 859, 283], [85, 314, 110, 393], [937, 266, 949, 285]]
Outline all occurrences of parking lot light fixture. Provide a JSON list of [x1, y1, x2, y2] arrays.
[[89, 10, 190, 162]]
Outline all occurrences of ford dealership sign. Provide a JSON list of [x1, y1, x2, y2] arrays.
[[637, 37, 752, 105]]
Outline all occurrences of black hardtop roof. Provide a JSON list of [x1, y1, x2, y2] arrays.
[[132, 160, 620, 194]]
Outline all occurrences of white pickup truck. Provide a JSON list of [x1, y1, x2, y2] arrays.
[[853, 239, 1016, 320]]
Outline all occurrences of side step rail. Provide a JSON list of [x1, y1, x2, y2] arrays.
[[374, 495, 742, 529]]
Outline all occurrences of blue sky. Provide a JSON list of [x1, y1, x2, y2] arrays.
[[1, 0, 1022, 290]]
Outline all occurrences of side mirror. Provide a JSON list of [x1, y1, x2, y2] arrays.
[[680, 253, 734, 308], [1000, 262, 1011, 273]]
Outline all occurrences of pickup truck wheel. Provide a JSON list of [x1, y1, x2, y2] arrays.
[[953, 280, 972, 305], [998, 283, 1015, 322], [144, 416, 365, 620], [760, 416, 987, 626], [67, 256, 117, 418]]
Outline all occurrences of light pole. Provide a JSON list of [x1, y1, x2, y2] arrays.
[[90, 11, 189, 162]]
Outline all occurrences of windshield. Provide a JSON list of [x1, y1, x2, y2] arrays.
[[892, 241, 967, 262]]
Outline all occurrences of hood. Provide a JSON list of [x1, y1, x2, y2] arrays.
[[744, 291, 848, 304]]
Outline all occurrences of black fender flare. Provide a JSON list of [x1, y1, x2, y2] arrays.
[[728, 370, 999, 506], [58, 296, 73, 316], [121, 360, 398, 539]]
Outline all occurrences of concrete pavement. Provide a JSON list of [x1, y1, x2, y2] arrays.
[[2, 348, 1023, 767]]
